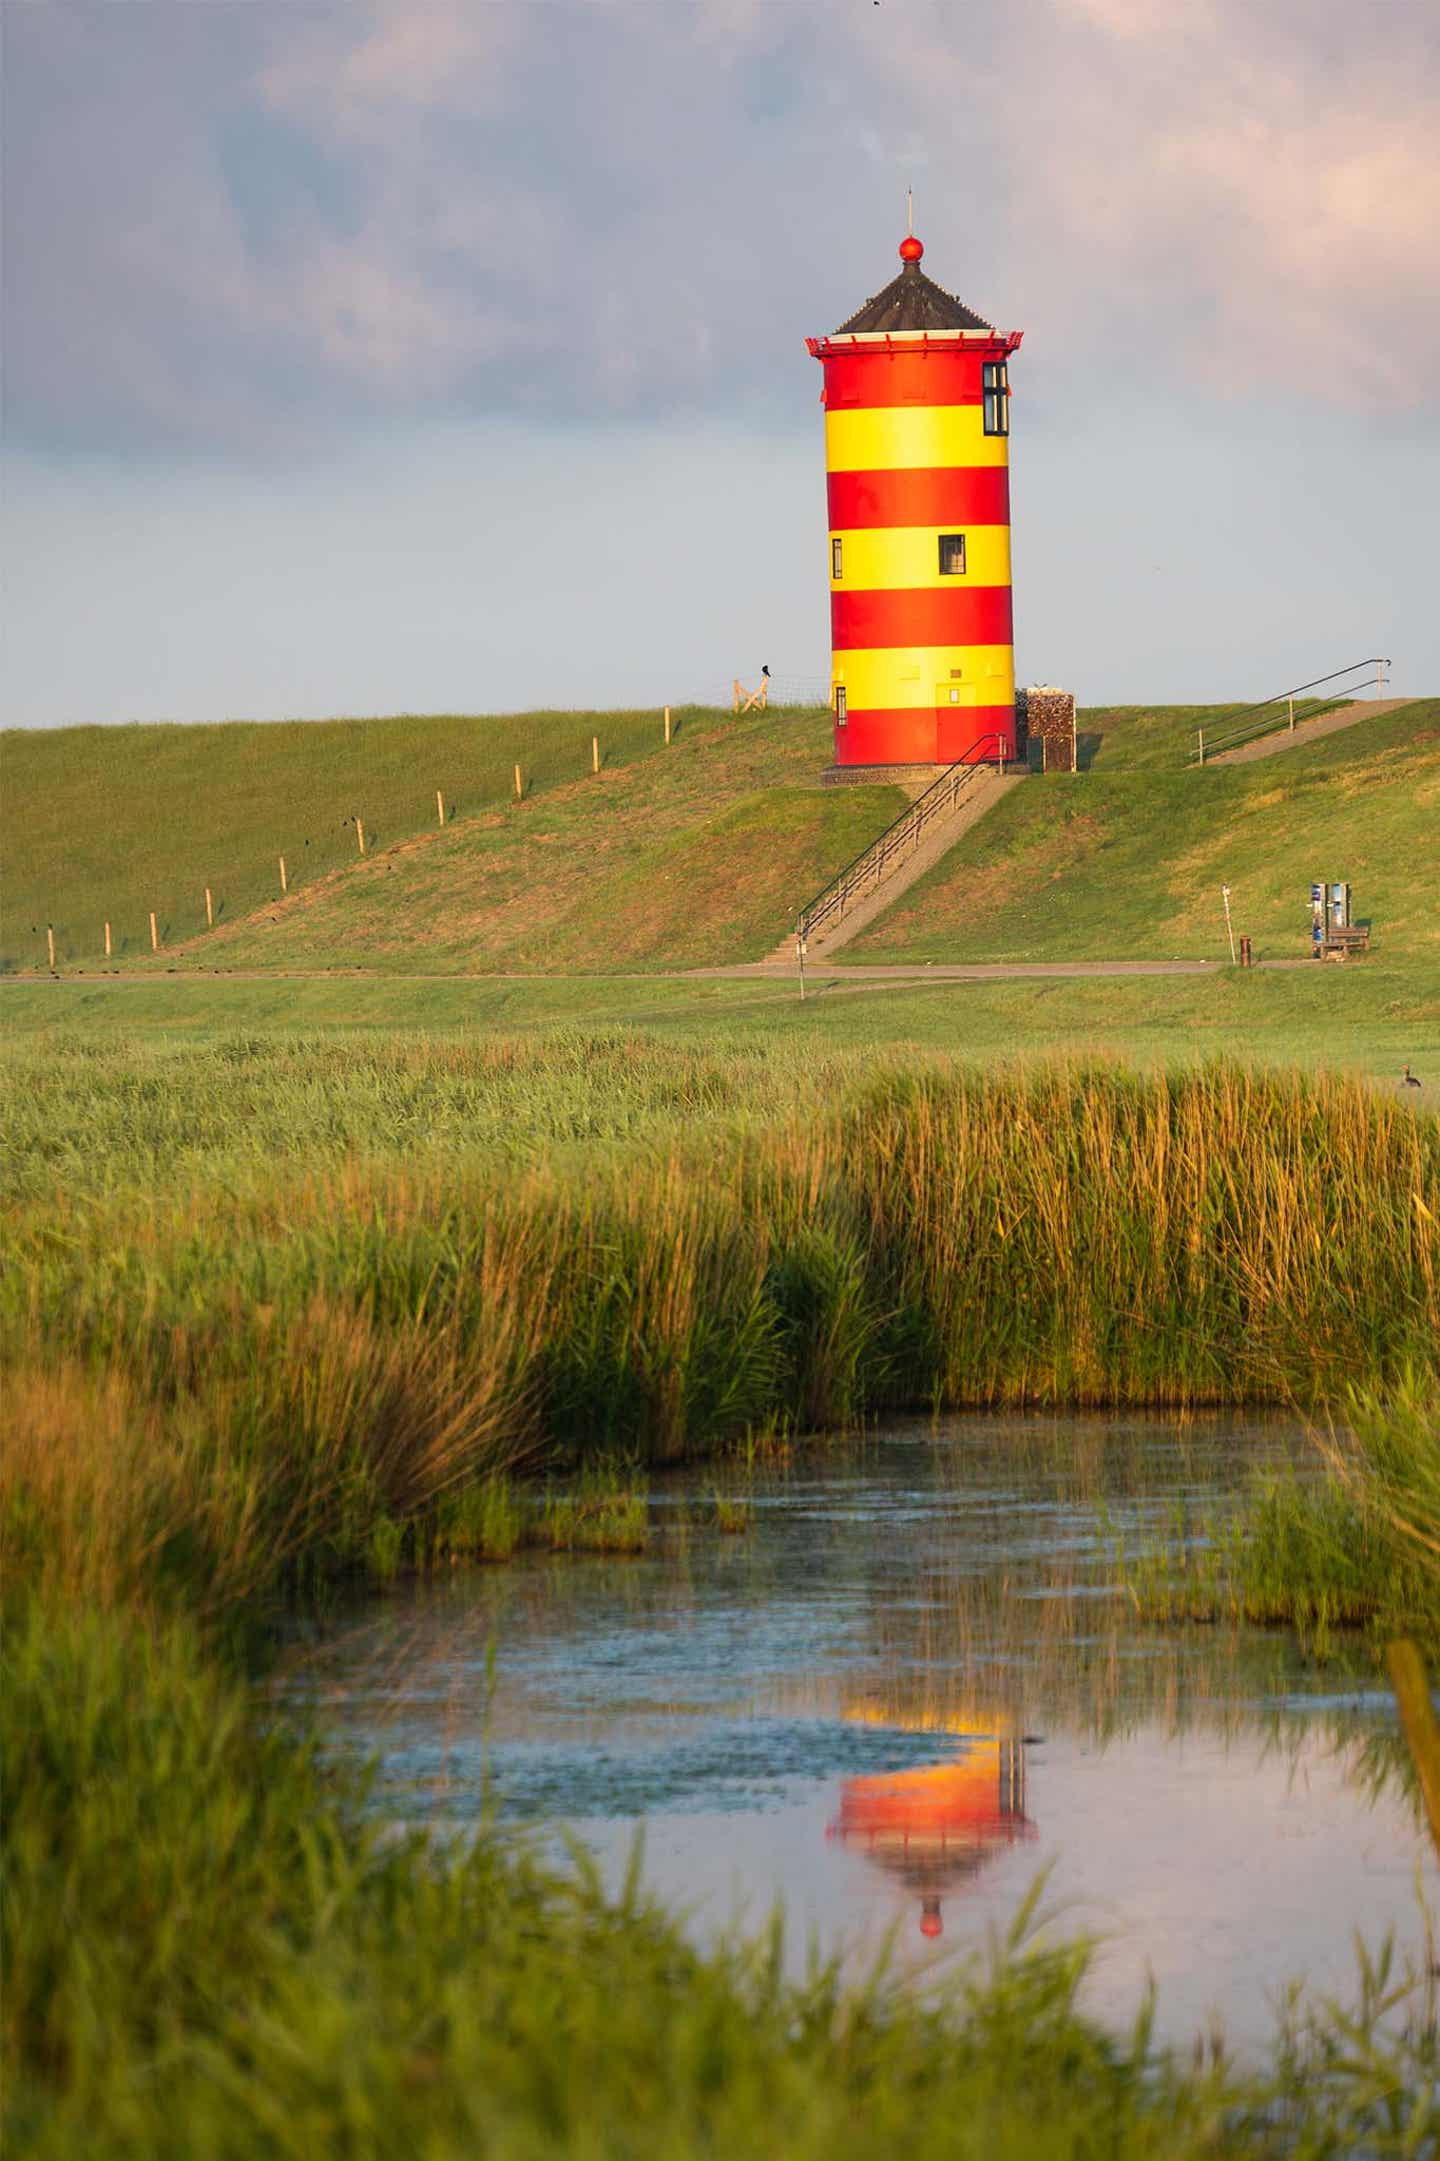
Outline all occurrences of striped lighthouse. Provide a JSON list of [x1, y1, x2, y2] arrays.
[[807, 229, 1023, 769]]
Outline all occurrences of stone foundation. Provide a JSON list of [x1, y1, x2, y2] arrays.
[[819, 762, 950, 788]]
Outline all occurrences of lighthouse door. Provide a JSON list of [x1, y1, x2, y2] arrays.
[[936, 682, 975, 765]]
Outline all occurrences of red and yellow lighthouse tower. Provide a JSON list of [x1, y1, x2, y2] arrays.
[[807, 231, 1023, 769]]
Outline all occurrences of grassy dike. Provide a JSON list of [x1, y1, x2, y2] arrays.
[[0, 703, 760, 971], [849, 698, 1440, 969], [6, 1054, 1440, 2153]]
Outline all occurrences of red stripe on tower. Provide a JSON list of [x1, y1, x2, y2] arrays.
[[820, 349, 983, 410], [831, 587, 1014, 650], [837, 706, 1018, 768], [827, 467, 1011, 531]]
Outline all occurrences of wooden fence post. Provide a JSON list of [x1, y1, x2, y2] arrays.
[[592, 736, 600, 774], [46, 925, 55, 972], [149, 911, 159, 953], [279, 856, 288, 896], [664, 705, 672, 744], [514, 764, 524, 801], [205, 887, 213, 928], [355, 818, 366, 856], [436, 789, 446, 827], [733, 680, 742, 712], [104, 922, 112, 960]]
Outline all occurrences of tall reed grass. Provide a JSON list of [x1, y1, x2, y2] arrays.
[[2, 1028, 831, 1201], [5, 1061, 1436, 1617], [1124, 1376, 1440, 1653]]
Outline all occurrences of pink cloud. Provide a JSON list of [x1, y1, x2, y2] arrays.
[[867, 0, 1440, 405]]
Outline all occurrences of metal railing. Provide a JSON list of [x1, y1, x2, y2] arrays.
[[1189, 659, 1390, 766], [795, 736, 1010, 950]]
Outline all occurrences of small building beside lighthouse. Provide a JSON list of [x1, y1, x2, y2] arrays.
[[807, 231, 1023, 769]]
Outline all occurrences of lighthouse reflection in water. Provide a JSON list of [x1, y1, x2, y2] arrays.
[[826, 1702, 1036, 1940]]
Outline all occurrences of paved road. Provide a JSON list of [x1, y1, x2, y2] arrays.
[[702, 957, 1310, 981], [6, 957, 1305, 989]]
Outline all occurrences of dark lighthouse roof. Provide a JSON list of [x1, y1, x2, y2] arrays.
[[832, 236, 994, 336]]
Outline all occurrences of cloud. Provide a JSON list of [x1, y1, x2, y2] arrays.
[[259, 0, 519, 129], [4, 0, 1437, 453], [865, 0, 1440, 404]]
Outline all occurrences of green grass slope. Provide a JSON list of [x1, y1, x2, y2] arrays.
[[54, 704, 903, 975], [1070, 695, 1341, 771], [0, 704, 785, 972], [850, 698, 1440, 967], [9, 697, 1433, 981]]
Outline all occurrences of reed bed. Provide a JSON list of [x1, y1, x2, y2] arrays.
[[5, 1060, 1436, 1620], [0, 1027, 860, 1203], [1124, 1376, 1440, 1653], [8, 1052, 1440, 2151]]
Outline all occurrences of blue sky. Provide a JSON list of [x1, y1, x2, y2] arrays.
[[5, 0, 1437, 726]]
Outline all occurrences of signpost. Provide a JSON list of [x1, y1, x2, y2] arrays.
[[1221, 884, 1237, 966]]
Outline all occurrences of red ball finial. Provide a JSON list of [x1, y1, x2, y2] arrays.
[[899, 235, 924, 263]]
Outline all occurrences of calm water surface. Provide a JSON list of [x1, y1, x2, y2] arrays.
[[274, 1414, 1436, 2047]]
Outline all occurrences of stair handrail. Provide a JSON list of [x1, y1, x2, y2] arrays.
[[796, 735, 1009, 948], [1189, 658, 1390, 766]]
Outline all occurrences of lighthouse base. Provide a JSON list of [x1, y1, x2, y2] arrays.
[[831, 705, 1016, 770], [820, 762, 950, 792]]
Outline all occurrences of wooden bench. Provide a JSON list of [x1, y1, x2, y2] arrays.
[[1319, 923, 1371, 960]]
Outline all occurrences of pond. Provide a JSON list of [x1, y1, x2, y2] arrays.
[[273, 1414, 1436, 2048]]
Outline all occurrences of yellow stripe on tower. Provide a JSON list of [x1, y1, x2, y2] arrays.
[[824, 405, 1009, 473], [830, 525, 1012, 591], [831, 646, 1016, 711]]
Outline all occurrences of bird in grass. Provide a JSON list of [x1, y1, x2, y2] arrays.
[[1403, 1064, 1422, 1088]]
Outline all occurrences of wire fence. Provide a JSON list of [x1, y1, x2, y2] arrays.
[[686, 672, 831, 712]]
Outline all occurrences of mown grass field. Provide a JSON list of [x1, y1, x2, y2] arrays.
[[6, 945, 1439, 1082], [851, 699, 1440, 967]]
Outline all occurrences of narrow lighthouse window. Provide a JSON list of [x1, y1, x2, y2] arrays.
[[831, 537, 844, 579], [938, 533, 967, 576], [982, 362, 1009, 437], [835, 686, 848, 725]]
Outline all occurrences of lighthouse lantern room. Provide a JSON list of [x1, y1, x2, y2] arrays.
[[807, 229, 1023, 769]]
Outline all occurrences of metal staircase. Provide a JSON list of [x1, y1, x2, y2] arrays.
[[795, 736, 1010, 953]]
